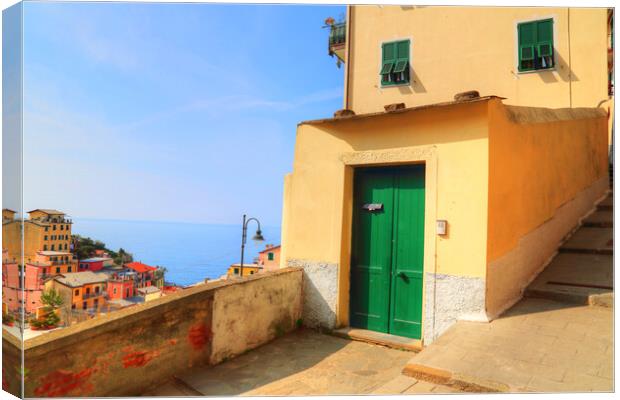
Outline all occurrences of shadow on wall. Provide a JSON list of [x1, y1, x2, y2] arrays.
[[537, 51, 580, 84], [303, 274, 337, 330]]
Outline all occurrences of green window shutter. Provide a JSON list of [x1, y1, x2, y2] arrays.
[[381, 42, 397, 80], [381, 40, 410, 85], [518, 19, 554, 71]]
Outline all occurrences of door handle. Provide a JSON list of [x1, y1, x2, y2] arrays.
[[397, 272, 406, 278]]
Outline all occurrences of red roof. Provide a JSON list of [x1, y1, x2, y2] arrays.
[[125, 261, 157, 273], [259, 245, 281, 254]]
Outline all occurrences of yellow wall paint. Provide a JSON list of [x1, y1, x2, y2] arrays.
[[347, 6, 608, 114], [487, 99, 608, 263], [283, 101, 490, 280]]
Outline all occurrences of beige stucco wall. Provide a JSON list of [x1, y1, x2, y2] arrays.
[[346, 6, 608, 114], [5, 268, 302, 397], [486, 100, 609, 317], [282, 100, 491, 330]]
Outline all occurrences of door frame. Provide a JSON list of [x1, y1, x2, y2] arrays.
[[336, 146, 438, 343]]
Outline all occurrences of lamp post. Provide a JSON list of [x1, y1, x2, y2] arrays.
[[239, 214, 265, 277]]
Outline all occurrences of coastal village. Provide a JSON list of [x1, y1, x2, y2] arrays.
[[0, 4, 615, 397], [1, 208, 281, 333]]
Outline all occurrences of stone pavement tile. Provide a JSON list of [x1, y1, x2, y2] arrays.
[[561, 371, 613, 392], [371, 375, 418, 394], [475, 362, 534, 390], [403, 379, 441, 394]]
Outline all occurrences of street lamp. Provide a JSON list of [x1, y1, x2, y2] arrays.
[[239, 214, 265, 277]]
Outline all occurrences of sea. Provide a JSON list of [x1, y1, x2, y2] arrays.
[[72, 218, 281, 287]]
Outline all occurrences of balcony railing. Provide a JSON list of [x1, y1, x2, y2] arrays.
[[83, 291, 107, 300], [329, 22, 346, 46]]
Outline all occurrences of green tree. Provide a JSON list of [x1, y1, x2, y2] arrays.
[[40, 288, 64, 310]]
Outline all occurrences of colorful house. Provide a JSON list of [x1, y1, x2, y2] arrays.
[[258, 244, 281, 272], [106, 271, 135, 301], [137, 286, 162, 302], [227, 263, 261, 277], [78, 257, 112, 272], [280, 6, 610, 345], [125, 261, 157, 288], [45, 271, 108, 312], [2, 208, 73, 262], [35, 251, 77, 275], [2, 258, 51, 315]]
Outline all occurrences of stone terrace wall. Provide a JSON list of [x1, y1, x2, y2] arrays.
[[3, 268, 302, 397]]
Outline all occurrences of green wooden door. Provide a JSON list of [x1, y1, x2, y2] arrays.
[[350, 165, 425, 339]]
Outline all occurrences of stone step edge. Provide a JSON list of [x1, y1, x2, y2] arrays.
[[330, 329, 423, 352], [559, 247, 613, 255], [583, 221, 613, 228], [402, 363, 510, 393], [524, 288, 613, 308]]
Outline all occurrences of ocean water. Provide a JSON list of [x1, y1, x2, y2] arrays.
[[72, 218, 281, 286]]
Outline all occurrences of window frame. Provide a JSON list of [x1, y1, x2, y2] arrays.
[[380, 38, 412, 87], [516, 17, 556, 73]]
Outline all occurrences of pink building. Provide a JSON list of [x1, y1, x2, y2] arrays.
[[257, 244, 281, 272], [2, 250, 50, 314]]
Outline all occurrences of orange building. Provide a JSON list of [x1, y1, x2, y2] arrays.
[[35, 251, 77, 275], [45, 271, 108, 312]]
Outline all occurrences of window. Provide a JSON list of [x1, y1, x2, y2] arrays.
[[268, 252, 274, 261], [126, 288, 130, 298], [51, 244, 55, 251], [44, 235, 48, 241], [60, 225, 64, 230], [86, 287, 90, 294], [67, 266, 72, 272], [95, 286, 100, 293], [381, 40, 410, 86], [518, 19, 554, 72], [66, 224, 70, 230], [56, 267, 60, 273], [113, 287, 117, 294], [75, 289, 79, 296], [45, 226, 49, 232], [72, 304, 76, 309], [234, 268, 239, 275], [53, 225, 56, 231], [64, 244, 68, 250], [43, 245, 48, 251], [82, 302, 87, 310]]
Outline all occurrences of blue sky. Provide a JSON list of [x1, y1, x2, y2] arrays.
[[18, 1, 345, 226]]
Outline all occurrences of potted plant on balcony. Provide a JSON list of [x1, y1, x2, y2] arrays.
[[2, 312, 14, 327]]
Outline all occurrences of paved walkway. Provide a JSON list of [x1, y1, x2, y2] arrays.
[[146, 329, 449, 396], [404, 193, 614, 393]]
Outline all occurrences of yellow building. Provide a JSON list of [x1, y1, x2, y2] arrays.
[[281, 7, 610, 345], [227, 263, 261, 277], [2, 209, 73, 262]]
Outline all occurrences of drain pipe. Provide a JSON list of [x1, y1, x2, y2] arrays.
[[343, 5, 353, 110]]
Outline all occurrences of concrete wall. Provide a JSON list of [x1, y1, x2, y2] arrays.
[[3, 268, 302, 397], [346, 6, 608, 114], [281, 99, 491, 335], [486, 99, 609, 317]]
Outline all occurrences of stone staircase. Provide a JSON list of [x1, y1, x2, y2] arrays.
[[525, 193, 613, 307]]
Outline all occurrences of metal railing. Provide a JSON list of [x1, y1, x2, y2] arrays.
[[328, 22, 346, 46]]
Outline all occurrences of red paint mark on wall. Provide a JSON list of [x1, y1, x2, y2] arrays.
[[188, 323, 212, 350], [3, 369, 9, 391], [34, 368, 95, 397], [122, 349, 159, 368]]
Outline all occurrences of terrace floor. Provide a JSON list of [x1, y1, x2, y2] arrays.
[[146, 329, 456, 396]]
